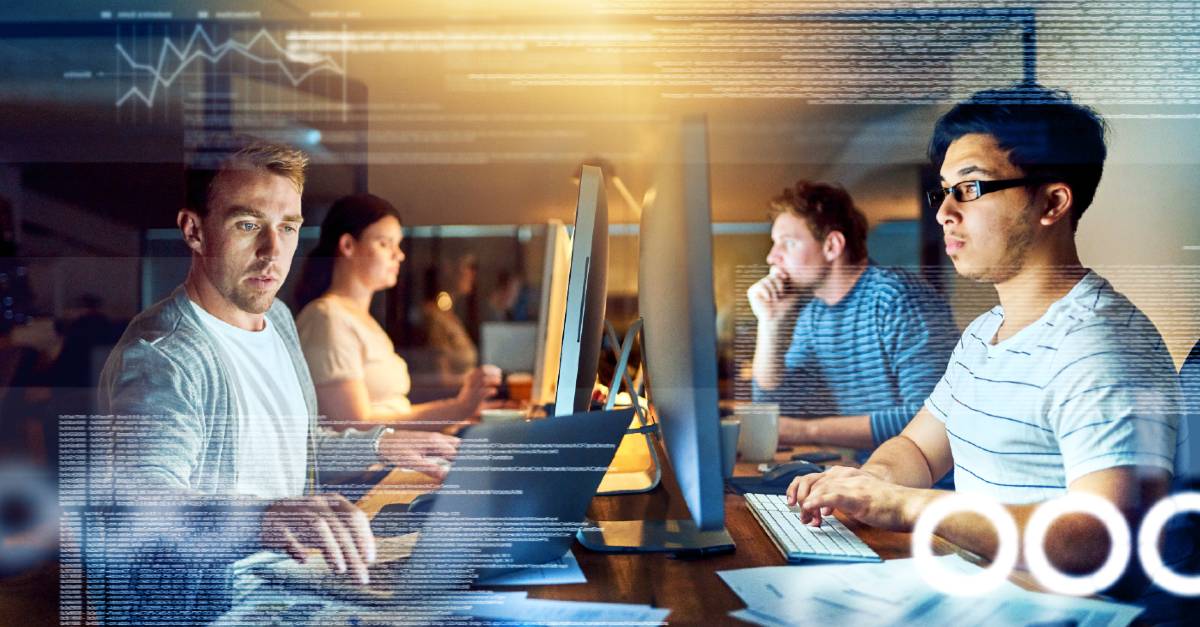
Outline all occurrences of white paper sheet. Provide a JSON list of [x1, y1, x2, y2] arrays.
[[479, 549, 587, 586], [719, 555, 1142, 627]]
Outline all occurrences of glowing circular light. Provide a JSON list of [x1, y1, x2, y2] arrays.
[[1024, 492, 1131, 596], [912, 493, 1019, 596], [436, 291, 453, 312], [0, 464, 59, 575], [1138, 492, 1200, 597]]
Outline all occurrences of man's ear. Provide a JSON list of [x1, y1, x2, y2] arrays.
[[177, 209, 204, 254], [1039, 183, 1074, 227], [337, 233, 356, 257], [823, 230, 846, 262]]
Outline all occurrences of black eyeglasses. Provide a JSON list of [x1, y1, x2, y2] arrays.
[[925, 177, 1043, 209]]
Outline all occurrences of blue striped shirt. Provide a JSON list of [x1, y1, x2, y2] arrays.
[[1175, 339, 1199, 477], [926, 271, 1182, 504], [754, 263, 958, 447]]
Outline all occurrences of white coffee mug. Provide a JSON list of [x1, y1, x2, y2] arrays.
[[736, 403, 779, 463], [480, 408, 525, 423]]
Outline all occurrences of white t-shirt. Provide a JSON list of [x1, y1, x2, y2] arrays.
[[296, 296, 413, 418], [189, 300, 309, 499], [925, 271, 1182, 504]]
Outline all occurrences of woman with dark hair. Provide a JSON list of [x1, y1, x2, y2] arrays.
[[295, 193, 499, 430]]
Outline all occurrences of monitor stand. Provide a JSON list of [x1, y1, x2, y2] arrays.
[[577, 520, 734, 555], [596, 319, 662, 496], [583, 318, 734, 555]]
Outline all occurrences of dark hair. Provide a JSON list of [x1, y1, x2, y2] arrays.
[[184, 140, 309, 216], [423, 265, 443, 302], [295, 193, 403, 310], [769, 181, 868, 263], [928, 84, 1108, 230]]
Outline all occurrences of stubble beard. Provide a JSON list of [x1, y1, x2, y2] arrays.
[[210, 260, 281, 315], [229, 282, 276, 315], [799, 263, 832, 295], [958, 202, 1038, 285]]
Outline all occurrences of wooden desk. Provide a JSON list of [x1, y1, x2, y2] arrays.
[[511, 455, 968, 623], [358, 442, 973, 624]]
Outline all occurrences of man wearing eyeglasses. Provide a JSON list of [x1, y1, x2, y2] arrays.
[[747, 181, 956, 452], [787, 85, 1182, 593]]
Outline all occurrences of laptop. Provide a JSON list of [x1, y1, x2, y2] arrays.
[[255, 408, 634, 605]]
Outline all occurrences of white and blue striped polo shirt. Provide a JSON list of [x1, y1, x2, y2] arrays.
[[925, 270, 1182, 504]]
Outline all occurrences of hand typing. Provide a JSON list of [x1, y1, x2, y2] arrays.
[[377, 429, 460, 479], [260, 494, 376, 585], [786, 465, 928, 532]]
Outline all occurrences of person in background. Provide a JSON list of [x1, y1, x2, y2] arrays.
[[295, 193, 500, 431], [484, 270, 525, 322], [422, 264, 480, 376], [50, 294, 124, 390], [748, 180, 957, 452], [451, 252, 481, 342], [1180, 338, 1200, 478]]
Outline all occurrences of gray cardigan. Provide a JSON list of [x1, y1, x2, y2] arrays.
[[92, 286, 383, 622]]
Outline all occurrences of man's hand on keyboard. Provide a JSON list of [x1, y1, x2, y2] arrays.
[[378, 430, 460, 479], [260, 494, 377, 586], [785, 465, 932, 532]]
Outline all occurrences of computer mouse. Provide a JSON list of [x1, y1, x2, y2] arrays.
[[371, 501, 428, 538], [760, 460, 823, 486]]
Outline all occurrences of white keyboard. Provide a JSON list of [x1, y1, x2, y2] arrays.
[[744, 493, 881, 563]]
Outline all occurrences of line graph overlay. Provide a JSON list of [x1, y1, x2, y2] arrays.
[[115, 24, 346, 108]]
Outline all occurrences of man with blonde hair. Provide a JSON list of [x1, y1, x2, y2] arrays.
[[93, 141, 455, 622]]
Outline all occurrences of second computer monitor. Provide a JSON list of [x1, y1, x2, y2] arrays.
[[553, 165, 609, 416], [532, 219, 572, 406], [639, 115, 725, 532]]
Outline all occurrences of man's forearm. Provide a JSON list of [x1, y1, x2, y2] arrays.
[[781, 415, 873, 449], [315, 426, 388, 471], [403, 398, 470, 429], [861, 435, 936, 488], [752, 324, 784, 390]]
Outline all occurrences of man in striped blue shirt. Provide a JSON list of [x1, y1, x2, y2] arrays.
[[788, 85, 1181, 590], [749, 181, 957, 451]]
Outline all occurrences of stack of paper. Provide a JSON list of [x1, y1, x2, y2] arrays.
[[718, 555, 1143, 627], [215, 590, 532, 626], [218, 589, 672, 626], [464, 596, 670, 624]]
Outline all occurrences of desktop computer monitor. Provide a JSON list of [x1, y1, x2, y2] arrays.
[[578, 115, 733, 553], [543, 170, 657, 496], [638, 115, 726, 533], [552, 165, 608, 416], [532, 220, 572, 406]]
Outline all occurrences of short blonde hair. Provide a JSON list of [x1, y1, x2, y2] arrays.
[[185, 140, 309, 215]]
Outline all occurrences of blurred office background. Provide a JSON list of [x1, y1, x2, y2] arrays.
[[0, 2, 1199, 622]]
